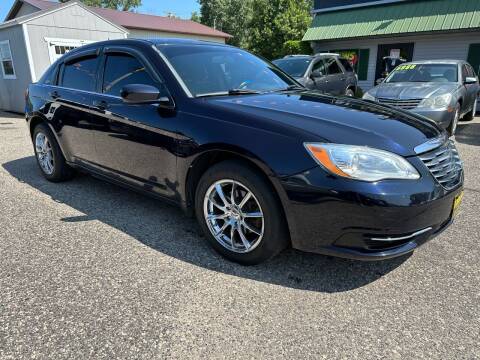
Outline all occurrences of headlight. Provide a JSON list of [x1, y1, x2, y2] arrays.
[[362, 92, 376, 101], [418, 93, 452, 109], [304, 143, 420, 181]]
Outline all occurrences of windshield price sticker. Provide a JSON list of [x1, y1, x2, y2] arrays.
[[396, 64, 417, 71]]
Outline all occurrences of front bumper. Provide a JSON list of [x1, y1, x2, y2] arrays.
[[279, 162, 463, 261], [411, 107, 454, 129]]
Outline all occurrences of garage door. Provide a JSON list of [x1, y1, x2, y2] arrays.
[[46, 38, 95, 64]]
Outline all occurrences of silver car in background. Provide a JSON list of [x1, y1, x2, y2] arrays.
[[363, 60, 479, 135], [273, 54, 358, 97]]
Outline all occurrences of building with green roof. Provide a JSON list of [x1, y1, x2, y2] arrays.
[[304, 0, 480, 90]]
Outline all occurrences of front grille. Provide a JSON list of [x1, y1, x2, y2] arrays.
[[419, 140, 462, 190], [377, 98, 422, 110]]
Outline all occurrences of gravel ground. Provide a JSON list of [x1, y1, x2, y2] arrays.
[[0, 112, 479, 359]]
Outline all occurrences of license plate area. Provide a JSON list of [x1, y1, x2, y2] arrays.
[[452, 191, 464, 218]]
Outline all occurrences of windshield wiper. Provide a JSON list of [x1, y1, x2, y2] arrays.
[[228, 88, 262, 95], [195, 89, 261, 98], [269, 84, 305, 92]]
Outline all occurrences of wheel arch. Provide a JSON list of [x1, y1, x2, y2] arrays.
[[28, 115, 69, 161], [183, 145, 296, 244]]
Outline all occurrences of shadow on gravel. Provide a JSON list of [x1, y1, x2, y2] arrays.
[[3, 156, 409, 293], [456, 123, 480, 146]]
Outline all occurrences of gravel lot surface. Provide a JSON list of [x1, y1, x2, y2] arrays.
[[0, 111, 479, 359]]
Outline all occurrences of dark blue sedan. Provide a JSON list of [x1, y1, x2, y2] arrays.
[[25, 39, 464, 265]]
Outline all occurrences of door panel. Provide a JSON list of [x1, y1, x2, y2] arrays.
[[52, 54, 100, 163], [324, 57, 345, 95], [310, 59, 328, 91], [91, 51, 179, 199]]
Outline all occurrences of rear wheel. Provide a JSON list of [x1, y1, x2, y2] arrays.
[[345, 88, 355, 97], [33, 123, 74, 182], [447, 103, 460, 136], [195, 160, 289, 265], [463, 98, 477, 122]]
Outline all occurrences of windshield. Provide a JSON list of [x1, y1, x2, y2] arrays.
[[385, 63, 458, 83], [158, 45, 296, 97], [272, 58, 311, 78]]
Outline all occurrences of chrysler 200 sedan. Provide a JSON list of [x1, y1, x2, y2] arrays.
[[363, 60, 479, 136], [26, 39, 464, 265]]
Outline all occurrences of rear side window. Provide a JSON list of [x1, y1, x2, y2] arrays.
[[339, 58, 354, 72], [324, 57, 343, 75], [102, 53, 158, 96], [60, 56, 98, 92]]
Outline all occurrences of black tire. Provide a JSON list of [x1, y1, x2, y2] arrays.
[[345, 88, 355, 97], [462, 98, 477, 122], [32, 123, 74, 182], [195, 160, 289, 265], [447, 103, 460, 136]]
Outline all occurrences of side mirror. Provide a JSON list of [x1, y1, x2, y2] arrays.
[[121, 84, 175, 110], [376, 78, 385, 85], [121, 84, 160, 103], [311, 69, 324, 79], [465, 77, 477, 85]]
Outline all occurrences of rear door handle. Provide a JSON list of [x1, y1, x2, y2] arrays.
[[93, 100, 109, 110]]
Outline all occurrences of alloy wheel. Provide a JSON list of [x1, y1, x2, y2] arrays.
[[35, 132, 55, 175], [203, 179, 264, 253], [451, 107, 460, 135]]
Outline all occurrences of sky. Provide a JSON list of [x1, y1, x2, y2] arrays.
[[0, 0, 200, 21]]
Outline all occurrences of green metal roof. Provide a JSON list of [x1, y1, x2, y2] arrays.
[[303, 0, 480, 41]]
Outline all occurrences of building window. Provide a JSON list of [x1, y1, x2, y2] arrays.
[[0, 40, 16, 79]]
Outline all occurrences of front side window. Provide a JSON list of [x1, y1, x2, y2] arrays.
[[0, 40, 16, 79], [386, 63, 458, 83], [466, 64, 476, 77], [324, 57, 343, 75], [61, 56, 98, 91], [159, 45, 295, 96], [312, 59, 327, 76], [102, 54, 159, 96]]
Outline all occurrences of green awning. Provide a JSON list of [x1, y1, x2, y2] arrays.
[[303, 0, 480, 42]]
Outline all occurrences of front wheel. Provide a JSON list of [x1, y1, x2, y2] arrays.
[[345, 88, 355, 97], [463, 98, 477, 122], [195, 160, 289, 265], [447, 103, 460, 136]]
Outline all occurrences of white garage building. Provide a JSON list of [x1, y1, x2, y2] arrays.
[[0, 0, 231, 113]]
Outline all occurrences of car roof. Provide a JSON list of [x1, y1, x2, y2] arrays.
[[402, 60, 464, 65], [276, 53, 341, 62], [65, 38, 232, 56]]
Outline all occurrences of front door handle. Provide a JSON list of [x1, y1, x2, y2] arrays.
[[93, 100, 109, 110], [48, 91, 59, 99]]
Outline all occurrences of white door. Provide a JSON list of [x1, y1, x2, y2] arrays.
[[46, 38, 95, 63]]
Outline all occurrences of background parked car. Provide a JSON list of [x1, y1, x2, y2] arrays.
[[363, 60, 479, 135], [273, 54, 357, 96]]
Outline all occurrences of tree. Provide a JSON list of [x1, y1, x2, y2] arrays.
[[196, 0, 312, 59], [190, 11, 201, 23], [248, 0, 312, 59], [58, 0, 141, 11], [197, 0, 253, 48]]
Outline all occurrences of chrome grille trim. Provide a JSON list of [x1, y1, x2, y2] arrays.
[[419, 140, 462, 190], [377, 98, 422, 110]]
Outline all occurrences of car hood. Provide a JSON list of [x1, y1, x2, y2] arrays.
[[205, 91, 442, 157], [369, 82, 459, 99]]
